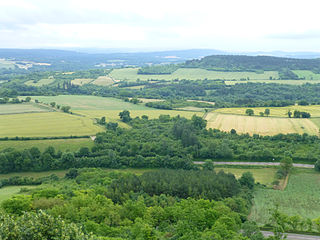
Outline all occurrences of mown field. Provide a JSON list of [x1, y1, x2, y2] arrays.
[[109, 68, 279, 81], [0, 103, 49, 114], [25, 78, 55, 86], [215, 105, 320, 118], [205, 112, 319, 136], [215, 167, 277, 187], [71, 78, 94, 86], [0, 112, 102, 137], [250, 169, 320, 225], [0, 138, 94, 152], [92, 76, 115, 86], [32, 95, 151, 110]]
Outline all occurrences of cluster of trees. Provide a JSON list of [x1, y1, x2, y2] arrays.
[[288, 110, 311, 118], [0, 168, 259, 239], [146, 99, 215, 110], [245, 109, 270, 117]]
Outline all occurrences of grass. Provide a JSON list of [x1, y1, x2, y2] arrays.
[[0, 186, 38, 203], [0, 138, 94, 152], [0, 170, 69, 180], [25, 78, 55, 86], [0, 59, 15, 69], [92, 76, 115, 86], [205, 112, 319, 136], [250, 169, 320, 225], [0, 112, 103, 137], [293, 70, 320, 80], [71, 78, 94, 86], [225, 79, 320, 85], [215, 167, 277, 187], [0, 103, 49, 114], [215, 105, 320, 118], [31, 95, 151, 110], [109, 68, 279, 81]]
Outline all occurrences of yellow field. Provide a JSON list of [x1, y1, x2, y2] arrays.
[[206, 113, 319, 136], [215, 105, 320, 117], [0, 112, 103, 137], [71, 78, 94, 85], [92, 76, 115, 86]]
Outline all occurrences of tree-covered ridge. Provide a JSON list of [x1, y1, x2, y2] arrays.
[[184, 55, 320, 73]]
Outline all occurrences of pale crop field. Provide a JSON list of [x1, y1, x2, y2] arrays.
[[0, 103, 49, 114], [25, 78, 55, 86], [215, 105, 320, 118], [0, 112, 103, 137], [0, 138, 94, 152], [109, 68, 279, 81], [31, 95, 151, 110], [205, 113, 319, 136], [250, 169, 320, 225], [92, 76, 115, 86], [71, 78, 94, 86], [293, 70, 320, 80]]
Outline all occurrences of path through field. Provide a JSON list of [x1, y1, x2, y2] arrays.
[[262, 231, 320, 240]]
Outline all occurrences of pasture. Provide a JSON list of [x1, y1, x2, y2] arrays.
[[0, 103, 49, 114], [215, 167, 277, 187], [32, 95, 150, 110], [205, 113, 319, 136], [92, 76, 115, 86], [250, 169, 320, 225], [71, 78, 94, 86], [0, 112, 102, 137], [109, 68, 279, 81], [25, 78, 55, 86], [0, 138, 94, 152], [293, 70, 320, 80], [214, 105, 320, 118]]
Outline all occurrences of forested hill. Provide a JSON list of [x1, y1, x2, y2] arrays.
[[183, 55, 320, 73]]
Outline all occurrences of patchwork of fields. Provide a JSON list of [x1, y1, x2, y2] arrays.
[[109, 68, 279, 81], [250, 169, 320, 224], [205, 112, 319, 136]]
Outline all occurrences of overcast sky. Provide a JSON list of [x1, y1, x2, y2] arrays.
[[1, 0, 320, 52]]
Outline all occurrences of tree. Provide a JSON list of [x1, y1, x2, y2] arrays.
[[230, 129, 237, 134], [314, 159, 320, 172], [239, 172, 255, 189], [264, 108, 270, 117], [203, 160, 214, 171], [25, 97, 31, 102], [99, 116, 106, 125], [1, 195, 32, 215], [287, 110, 292, 118], [61, 105, 71, 113], [245, 109, 254, 116], [50, 102, 56, 108], [259, 112, 264, 117], [280, 156, 293, 176], [191, 114, 207, 130], [119, 110, 132, 122]]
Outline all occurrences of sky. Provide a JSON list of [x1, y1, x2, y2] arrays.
[[1, 0, 320, 52]]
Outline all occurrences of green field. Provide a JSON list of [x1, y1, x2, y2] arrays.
[[215, 167, 277, 187], [32, 95, 151, 110], [293, 70, 320, 80], [25, 78, 55, 86], [0, 186, 38, 203], [225, 79, 320, 85], [0, 138, 94, 152], [0, 103, 49, 114], [0, 112, 102, 137], [206, 112, 319, 136], [0, 59, 15, 69], [71, 78, 94, 86], [215, 105, 320, 118], [250, 169, 320, 225], [109, 68, 279, 81]]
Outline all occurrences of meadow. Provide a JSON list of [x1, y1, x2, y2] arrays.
[[0, 112, 102, 137], [71, 78, 94, 86], [0, 103, 49, 114], [0, 138, 94, 152], [92, 76, 115, 86], [205, 112, 319, 136], [0, 186, 38, 203], [214, 105, 320, 118], [293, 70, 320, 80], [32, 95, 151, 110], [109, 68, 279, 81], [215, 167, 276, 187], [25, 78, 55, 86], [250, 169, 320, 225]]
